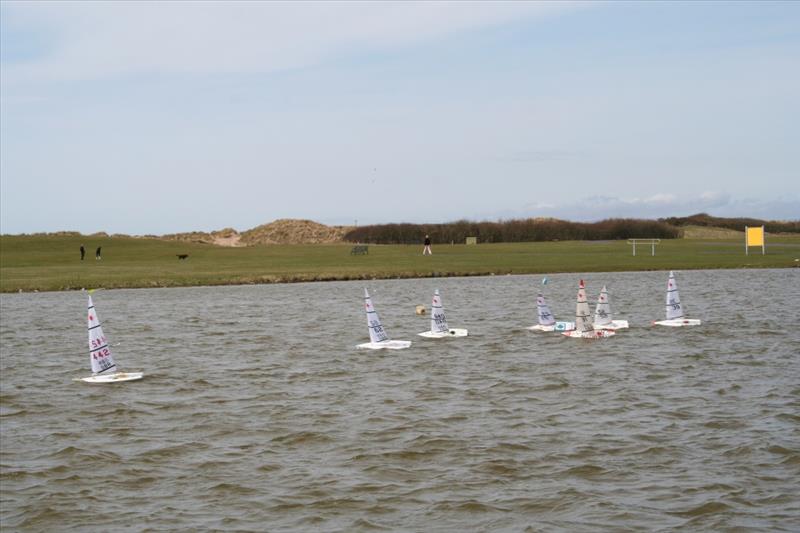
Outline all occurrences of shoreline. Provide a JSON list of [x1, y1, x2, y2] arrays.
[[2, 263, 797, 295]]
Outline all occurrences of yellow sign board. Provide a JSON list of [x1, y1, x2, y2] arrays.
[[745, 226, 765, 255], [746, 227, 764, 246]]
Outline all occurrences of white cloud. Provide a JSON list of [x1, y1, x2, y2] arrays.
[[698, 191, 731, 207], [3, 1, 579, 82], [488, 192, 799, 222], [643, 193, 678, 205]]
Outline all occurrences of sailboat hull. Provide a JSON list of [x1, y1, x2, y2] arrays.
[[653, 318, 701, 327], [81, 372, 144, 383], [528, 321, 576, 332], [418, 328, 468, 338], [594, 320, 629, 330], [562, 329, 616, 339], [356, 340, 412, 350]]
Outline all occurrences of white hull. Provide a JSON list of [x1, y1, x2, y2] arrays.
[[418, 328, 468, 338], [81, 371, 144, 383], [562, 329, 616, 339], [528, 321, 576, 332], [356, 340, 412, 350], [653, 318, 701, 327], [594, 320, 629, 331]]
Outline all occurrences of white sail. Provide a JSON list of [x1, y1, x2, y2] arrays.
[[563, 279, 615, 338], [418, 289, 467, 338], [537, 292, 556, 326], [364, 288, 389, 343], [87, 294, 116, 374], [529, 288, 574, 331], [654, 271, 700, 327], [594, 285, 613, 328], [359, 289, 412, 348], [430, 289, 449, 333], [665, 271, 684, 320], [575, 279, 593, 333]]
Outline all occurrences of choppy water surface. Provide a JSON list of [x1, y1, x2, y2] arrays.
[[1, 269, 799, 531]]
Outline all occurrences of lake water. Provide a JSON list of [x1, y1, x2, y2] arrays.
[[1, 269, 798, 531]]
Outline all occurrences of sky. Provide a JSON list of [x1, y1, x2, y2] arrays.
[[1, 1, 798, 235]]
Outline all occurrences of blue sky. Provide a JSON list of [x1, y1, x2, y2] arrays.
[[1, 1, 798, 234]]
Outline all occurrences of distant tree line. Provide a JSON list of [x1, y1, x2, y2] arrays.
[[344, 218, 681, 244], [659, 213, 800, 234]]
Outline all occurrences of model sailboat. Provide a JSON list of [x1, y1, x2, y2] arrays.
[[81, 293, 143, 383], [418, 289, 468, 338], [528, 291, 575, 332], [653, 271, 701, 326], [356, 288, 412, 349], [593, 285, 629, 330], [563, 280, 615, 338]]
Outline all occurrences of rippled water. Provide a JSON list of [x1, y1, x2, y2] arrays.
[[1, 269, 799, 531]]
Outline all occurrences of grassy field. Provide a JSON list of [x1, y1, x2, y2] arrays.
[[1, 233, 799, 292]]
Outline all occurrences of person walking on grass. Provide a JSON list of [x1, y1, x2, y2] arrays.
[[423, 235, 432, 255], [80, 245, 85, 261], [95, 247, 102, 260]]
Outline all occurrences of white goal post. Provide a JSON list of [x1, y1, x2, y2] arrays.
[[627, 238, 660, 256]]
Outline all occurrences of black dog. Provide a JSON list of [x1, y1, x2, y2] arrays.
[[177, 254, 189, 260]]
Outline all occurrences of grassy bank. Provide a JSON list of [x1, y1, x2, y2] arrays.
[[1, 233, 799, 292]]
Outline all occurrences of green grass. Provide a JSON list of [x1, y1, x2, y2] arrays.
[[2, 234, 799, 292]]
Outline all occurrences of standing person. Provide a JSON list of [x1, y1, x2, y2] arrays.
[[80, 245, 85, 260], [95, 246, 102, 260], [423, 235, 432, 255]]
